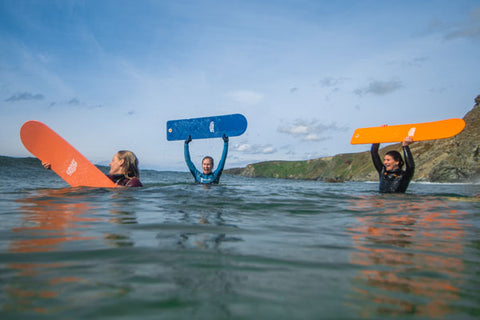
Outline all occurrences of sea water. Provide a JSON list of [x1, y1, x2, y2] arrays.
[[0, 159, 479, 319]]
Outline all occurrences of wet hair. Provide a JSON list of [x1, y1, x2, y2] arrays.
[[116, 150, 140, 178], [202, 156, 214, 167], [385, 150, 404, 169]]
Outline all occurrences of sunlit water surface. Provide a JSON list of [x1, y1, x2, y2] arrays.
[[1, 166, 479, 319]]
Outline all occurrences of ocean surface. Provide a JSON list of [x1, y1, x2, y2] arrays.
[[0, 157, 479, 319]]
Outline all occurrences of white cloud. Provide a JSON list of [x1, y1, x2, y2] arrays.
[[285, 125, 309, 135], [262, 146, 276, 153], [228, 90, 263, 105], [278, 119, 348, 141], [233, 143, 276, 154], [304, 133, 326, 141], [236, 144, 252, 152]]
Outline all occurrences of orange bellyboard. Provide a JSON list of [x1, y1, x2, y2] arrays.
[[350, 118, 465, 144], [20, 121, 116, 188]]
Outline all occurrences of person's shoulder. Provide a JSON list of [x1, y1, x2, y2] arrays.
[[127, 177, 143, 187]]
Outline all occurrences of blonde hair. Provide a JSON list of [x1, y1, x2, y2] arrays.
[[116, 150, 140, 178]]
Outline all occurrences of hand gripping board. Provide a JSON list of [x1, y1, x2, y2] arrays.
[[20, 120, 116, 188], [350, 118, 465, 144], [166, 113, 247, 141]]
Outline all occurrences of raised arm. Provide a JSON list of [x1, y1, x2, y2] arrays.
[[184, 136, 199, 176], [370, 143, 383, 173], [402, 136, 415, 178], [214, 134, 229, 176]]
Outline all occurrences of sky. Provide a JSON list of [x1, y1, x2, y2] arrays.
[[1, 0, 479, 171]]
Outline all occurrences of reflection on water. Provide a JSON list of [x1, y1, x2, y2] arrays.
[[107, 191, 138, 226], [5, 189, 99, 313], [347, 196, 467, 318], [12, 189, 100, 252], [104, 191, 138, 247], [1, 179, 478, 319]]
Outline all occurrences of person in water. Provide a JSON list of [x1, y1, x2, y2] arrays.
[[42, 150, 143, 187], [371, 136, 414, 193], [106, 150, 143, 187], [184, 134, 229, 184]]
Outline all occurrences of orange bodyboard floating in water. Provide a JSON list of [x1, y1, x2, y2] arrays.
[[20, 120, 116, 188], [350, 118, 465, 144]]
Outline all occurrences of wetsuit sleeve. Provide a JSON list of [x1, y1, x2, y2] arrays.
[[402, 145, 415, 179], [184, 142, 199, 178], [370, 143, 383, 174], [214, 141, 229, 177]]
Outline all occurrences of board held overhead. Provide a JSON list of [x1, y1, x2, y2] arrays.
[[166, 113, 247, 141], [350, 118, 465, 144]]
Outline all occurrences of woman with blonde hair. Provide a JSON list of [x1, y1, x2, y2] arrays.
[[42, 150, 143, 187], [107, 150, 143, 187]]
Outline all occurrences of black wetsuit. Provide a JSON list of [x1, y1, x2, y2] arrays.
[[371, 144, 415, 193]]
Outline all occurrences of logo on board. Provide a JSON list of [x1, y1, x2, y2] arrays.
[[408, 127, 416, 137], [66, 158, 77, 176]]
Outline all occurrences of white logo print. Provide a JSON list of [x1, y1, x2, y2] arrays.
[[209, 121, 215, 133], [66, 158, 77, 176], [408, 127, 416, 137]]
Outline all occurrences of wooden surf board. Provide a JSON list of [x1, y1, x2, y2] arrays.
[[166, 113, 247, 141], [350, 118, 465, 144], [20, 120, 117, 188]]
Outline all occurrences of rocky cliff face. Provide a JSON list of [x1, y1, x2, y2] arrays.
[[419, 95, 480, 182], [227, 95, 480, 183]]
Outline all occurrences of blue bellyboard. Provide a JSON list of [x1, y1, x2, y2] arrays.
[[166, 113, 247, 141]]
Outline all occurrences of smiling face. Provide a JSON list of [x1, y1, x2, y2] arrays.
[[383, 154, 400, 171], [202, 157, 213, 175], [109, 154, 125, 175]]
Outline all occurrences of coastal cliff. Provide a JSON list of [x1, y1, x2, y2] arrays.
[[227, 95, 480, 183]]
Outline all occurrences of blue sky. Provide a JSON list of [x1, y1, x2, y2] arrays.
[[1, 0, 479, 171]]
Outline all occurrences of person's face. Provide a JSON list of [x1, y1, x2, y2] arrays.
[[202, 158, 213, 175], [383, 155, 399, 171], [109, 155, 124, 175]]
